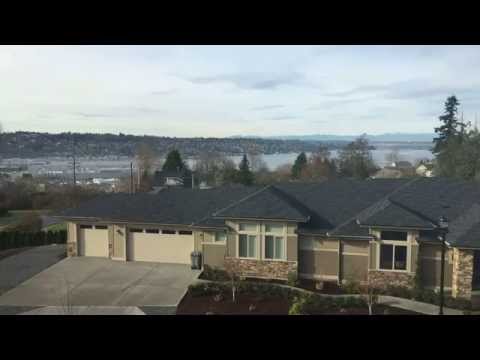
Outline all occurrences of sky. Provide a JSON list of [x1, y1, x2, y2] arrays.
[[1, 45, 480, 137]]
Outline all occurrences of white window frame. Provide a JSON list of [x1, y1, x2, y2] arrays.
[[214, 231, 227, 243], [237, 223, 259, 259], [376, 231, 410, 273], [263, 223, 286, 261]]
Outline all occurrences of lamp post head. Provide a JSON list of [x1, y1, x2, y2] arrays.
[[438, 216, 449, 233]]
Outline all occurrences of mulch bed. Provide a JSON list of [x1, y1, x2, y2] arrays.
[[176, 290, 420, 315], [177, 292, 290, 315], [0, 247, 32, 261]]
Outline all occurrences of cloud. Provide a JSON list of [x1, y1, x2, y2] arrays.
[[185, 71, 307, 90], [151, 89, 176, 95], [72, 106, 165, 119], [250, 105, 285, 111], [267, 114, 298, 121]]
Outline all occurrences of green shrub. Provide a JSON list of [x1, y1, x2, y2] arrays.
[[289, 296, 308, 315], [341, 279, 361, 294], [202, 265, 230, 281], [384, 285, 412, 299], [287, 272, 299, 287], [188, 282, 228, 297]]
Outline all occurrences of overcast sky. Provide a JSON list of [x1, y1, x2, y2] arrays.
[[1, 45, 479, 137]]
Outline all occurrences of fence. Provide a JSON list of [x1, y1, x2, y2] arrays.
[[0, 230, 67, 251]]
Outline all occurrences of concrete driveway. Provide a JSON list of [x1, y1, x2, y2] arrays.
[[0, 244, 66, 296], [0, 257, 201, 308]]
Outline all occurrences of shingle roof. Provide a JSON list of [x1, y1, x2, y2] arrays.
[[213, 185, 311, 222], [56, 177, 480, 248], [56, 185, 260, 228]]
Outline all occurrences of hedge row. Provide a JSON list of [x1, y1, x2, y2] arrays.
[[0, 230, 67, 251]]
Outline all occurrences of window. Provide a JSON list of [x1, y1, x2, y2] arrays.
[[145, 229, 159, 234], [265, 224, 283, 234], [239, 234, 256, 258], [179, 230, 193, 235], [95, 225, 108, 230], [265, 235, 285, 260], [380, 244, 407, 271], [239, 223, 257, 232], [129, 228, 144, 233], [381, 231, 407, 241], [162, 229, 176, 235], [80, 225, 93, 229], [214, 231, 227, 242]]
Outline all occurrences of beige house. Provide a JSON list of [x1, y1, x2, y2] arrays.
[[57, 178, 480, 300]]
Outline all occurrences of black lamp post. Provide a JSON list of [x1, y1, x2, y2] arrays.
[[437, 216, 449, 315]]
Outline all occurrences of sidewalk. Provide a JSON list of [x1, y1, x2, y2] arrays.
[[20, 306, 145, 315], [378, 295, 464, 315]]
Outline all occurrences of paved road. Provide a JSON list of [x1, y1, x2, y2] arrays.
[[0, 245, 66, 296], [0, 257, 201, 308]]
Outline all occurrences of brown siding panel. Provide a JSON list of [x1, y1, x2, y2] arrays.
[[342, 255, 368, 282], [343, 241, 369, 254], [203, 244, 226, 268], [287, 236, 298, 262], [421, 259, 453, 288], [299, 250, 338, 277]]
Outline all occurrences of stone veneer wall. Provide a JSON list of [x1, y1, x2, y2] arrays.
[[452, 248, 474, 299], [368, 270, 414, 289], [224, 257, 297, 280]]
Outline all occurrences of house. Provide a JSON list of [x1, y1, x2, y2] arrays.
[[151, 169, 193, 190], [371, 167, 403, 179], [56, 177, 480, 301], [416, 163, 434, 177]]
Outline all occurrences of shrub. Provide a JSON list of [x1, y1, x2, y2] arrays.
[[202, 265, 230, 281], [188, 282, 228, 298], [288, 296, 308, 315], [287, 271, 299, 287], [341, 279, 361, 294], [384, 285, 412, 299]]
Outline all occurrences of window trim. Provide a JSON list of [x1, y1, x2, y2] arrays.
[[264, 235, 286, 261], [377, 237, 410, 273], [238, 234, 258, 259], [214, 231, 227, 243]]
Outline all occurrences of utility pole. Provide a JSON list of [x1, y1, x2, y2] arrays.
[[130, 162, 134, 194], [72, 133, 76, 187]]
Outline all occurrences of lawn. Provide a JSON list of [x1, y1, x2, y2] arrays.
[[0, 210, 54, 231]]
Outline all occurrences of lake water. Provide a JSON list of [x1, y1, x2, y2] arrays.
[[227, 148, 434, 170], [1, 147, 434, 179]]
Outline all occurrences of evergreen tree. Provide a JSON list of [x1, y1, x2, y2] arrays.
[[291, 152, 307, 179], [433, 95, 466, 154], [236, 154, 254, 186], [162, 149, 187, 172]]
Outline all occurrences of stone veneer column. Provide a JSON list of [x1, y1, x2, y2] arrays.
[[452, 248, 474, 299]]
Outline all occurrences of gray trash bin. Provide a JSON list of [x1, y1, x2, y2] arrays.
[[191, 251, 202, 270]]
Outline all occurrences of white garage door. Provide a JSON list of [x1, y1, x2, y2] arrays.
[[78, 225, 109, 258], [128, 229, 194, 264]]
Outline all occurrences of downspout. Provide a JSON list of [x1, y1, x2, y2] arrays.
[[338, 240, 343, 285]]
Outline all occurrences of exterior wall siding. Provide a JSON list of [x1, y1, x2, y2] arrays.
[[203, 244, 226, 268], [298, 249, 339, 279], [342, 254, 368, 282]]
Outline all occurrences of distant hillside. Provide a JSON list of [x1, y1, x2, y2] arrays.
[[232, 133, 435, 143], [0, 131, 351, 159]]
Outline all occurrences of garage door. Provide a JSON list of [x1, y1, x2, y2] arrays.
[[78, 225, 109, 258], [127, 228, 194, 264]]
